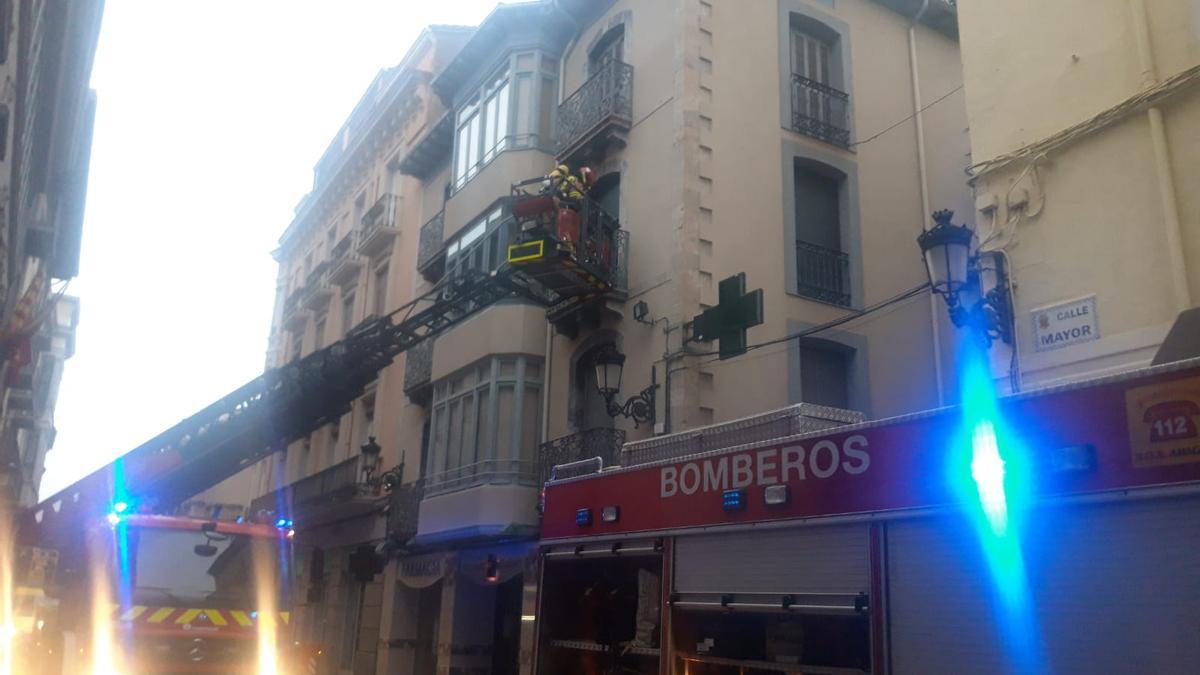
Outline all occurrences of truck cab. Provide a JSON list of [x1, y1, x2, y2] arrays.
[[29, 512, 320, 674]]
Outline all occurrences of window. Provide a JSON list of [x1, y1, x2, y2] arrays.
[[588, 25, 625, 75], [353, 192, 367, 226], [326, 225, 337, 252], [0, 105, 8, 161], [339, 577, 363, 668], [445, 206, 510, 280], [787, 15, 848, 146], [291, 334, 303, 362], [450, 52, 560, 191], [341, 292, 356, 335], [362, 394, 376, 440], [426, 356, 543, 493], [790, 27, 832, 87], [793, 161, 849, 306], [454, 69, 510, 189], [314, 316, 327, 350], [373, 265, 389, 315], [327, 421, 340, 466], [799, 339, 851, 409]]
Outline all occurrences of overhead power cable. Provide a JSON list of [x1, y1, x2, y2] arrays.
[[691, 282, 932, 364]]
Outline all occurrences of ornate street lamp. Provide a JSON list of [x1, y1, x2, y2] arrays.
[[918, 210, 1013, 347], [592, 343, 657, 427]]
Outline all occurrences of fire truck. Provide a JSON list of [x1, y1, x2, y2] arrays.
[[15, 168, 623, 673], [536, 355, 1200, 674], [16, 510, 313, 674]]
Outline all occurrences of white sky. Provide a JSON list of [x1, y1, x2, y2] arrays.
[[41, 1, 500, 498]]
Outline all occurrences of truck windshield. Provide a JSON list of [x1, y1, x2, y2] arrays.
[[122, 526, 288, 609]]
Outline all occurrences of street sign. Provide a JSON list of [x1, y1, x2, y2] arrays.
[[1032, 295, 1099, 352], [692, 273, 764, 360]]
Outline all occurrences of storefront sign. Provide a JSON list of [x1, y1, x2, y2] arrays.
[[541, 363, 1200, 540], [1126, 375, 1200, 468], [1033, 295, 1099, 352]]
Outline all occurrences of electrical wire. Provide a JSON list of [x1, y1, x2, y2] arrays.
[[689, 282, 932, 365], [968, 62, 1200, 179], [849, 85, 963, 148]]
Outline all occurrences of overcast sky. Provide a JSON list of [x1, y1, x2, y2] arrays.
[[41, 1, 500, 498]]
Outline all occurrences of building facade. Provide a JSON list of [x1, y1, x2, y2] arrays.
[[957, 0, 1200, 390], [193, 26, 474, 675], [386, 1, 968, 674], [0, 0, 102, 518], [222, 1, 971, 673]]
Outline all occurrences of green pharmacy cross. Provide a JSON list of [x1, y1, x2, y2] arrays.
[[691, 273, 764, 359]]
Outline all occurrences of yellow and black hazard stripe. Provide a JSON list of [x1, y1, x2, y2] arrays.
[[111, 605, 290, 628]]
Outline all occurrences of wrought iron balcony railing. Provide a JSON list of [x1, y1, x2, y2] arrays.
[[539, 427, 626, 487], [790, 74, 850, 148], [403, 338, 434, 397], [416, 211, 445, 281], [359, 193, 401, 257], [795, 239, 851, 306], [386, 479, 424, 545], [555, 60, 633, 158], [249, 454, 385, 518], [362, 193, 399, 231]]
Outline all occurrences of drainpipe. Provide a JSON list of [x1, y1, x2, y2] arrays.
[[909, 0, 946, 405], [1129, 0, 1191, 311], [541, 322, 553, 444]]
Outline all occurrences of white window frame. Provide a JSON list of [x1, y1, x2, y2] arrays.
[[426, 355, 543, 494]]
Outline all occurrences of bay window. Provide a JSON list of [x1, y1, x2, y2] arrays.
[[445, 205, 510, 280], [426, 356, 543, 495], [451, 51, 560, 191]]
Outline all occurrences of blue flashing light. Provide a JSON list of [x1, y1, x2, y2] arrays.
[[946, 341, 1045, 672], [274, 517, 290, 529], [106, 512, 121, 526], [112, 501, 129, 514], [575, 508, 593, 526], [721, 489, 746, 512]]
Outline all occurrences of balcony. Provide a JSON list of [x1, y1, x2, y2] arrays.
[[386, 479, 424, 546], [301, 261, 333, 310], [328, 230, 365, 287], [539, 427, 626, 487], [541, 202, 631, 331], [790, 74, 851, 148], [795, 240, 851, 307], [620, 402, 863, 467], [423, 459, 540, 499], [281, 286, 310, 332], [250, 454, 387, 526], [357, 193, 401, 257], [403, 338, 434, 403], [416, 211, 445, 283], [555, 60, 633, 162]]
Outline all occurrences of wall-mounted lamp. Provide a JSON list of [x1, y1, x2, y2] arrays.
[[918, 210, 1013, 347], [592, 343, 657, 427]]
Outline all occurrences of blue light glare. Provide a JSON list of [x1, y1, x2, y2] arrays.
[[112, 501, 129, 514], [970, 419, 1008, 536], [948, 341, 1045, 673]]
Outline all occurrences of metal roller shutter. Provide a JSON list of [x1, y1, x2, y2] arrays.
[[888, 496, 1200, 674], [673, 523, 870, 595]]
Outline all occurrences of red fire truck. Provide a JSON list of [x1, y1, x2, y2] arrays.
[[536, 357, 1200, 674], [19, 510, 320, 674]]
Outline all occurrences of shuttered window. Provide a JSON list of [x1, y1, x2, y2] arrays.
[[673, 524, 869, 596]]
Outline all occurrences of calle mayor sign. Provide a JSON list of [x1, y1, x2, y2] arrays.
[[1033, 295, 1099, 352]]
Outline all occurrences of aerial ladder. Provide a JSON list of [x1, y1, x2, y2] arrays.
[[20, 166, 624, 554]]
